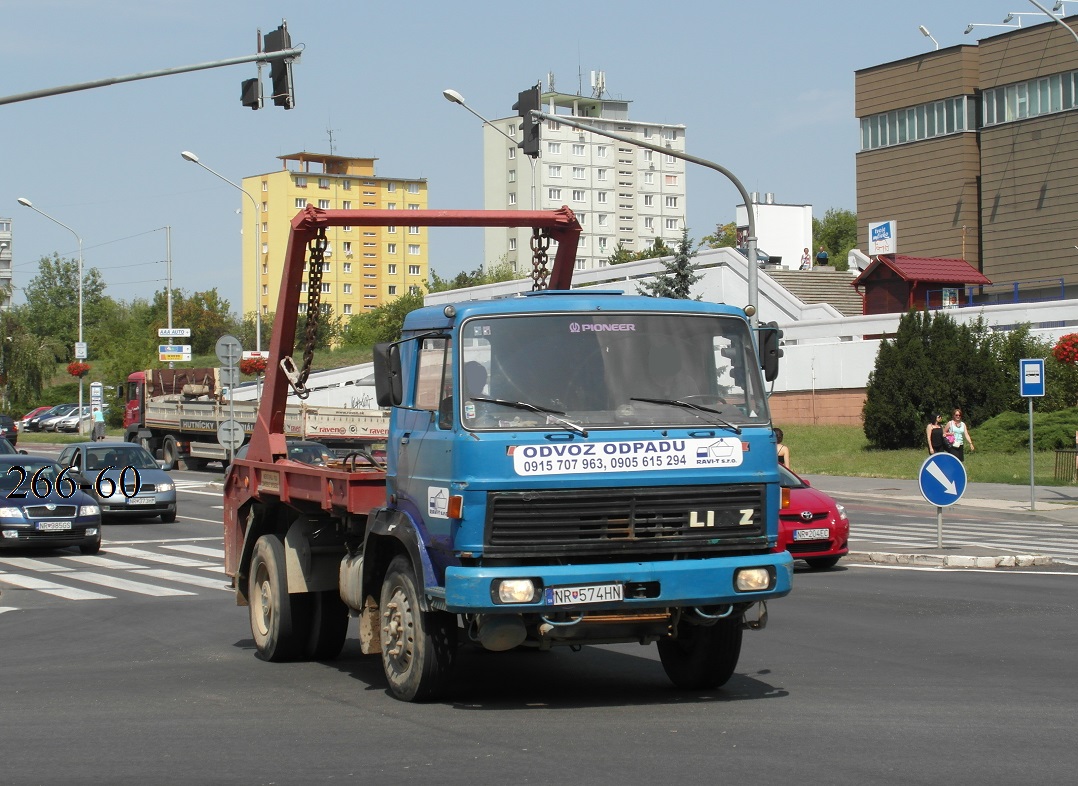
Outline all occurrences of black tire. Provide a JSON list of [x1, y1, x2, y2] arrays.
[[804, 556, 841, 570], [79, 539, 101, 555], [658, 616, 743, 690], [248, 534, 309, 661], [305, 590, 349, 660], [160, 436, 178, 470], [160, 510, 177, 523], [379, 555, 457, 702]]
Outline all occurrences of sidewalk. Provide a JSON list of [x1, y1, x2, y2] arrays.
[[803, 474, 1078, 569]]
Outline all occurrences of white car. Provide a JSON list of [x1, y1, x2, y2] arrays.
[[53, 405, 93, 433]]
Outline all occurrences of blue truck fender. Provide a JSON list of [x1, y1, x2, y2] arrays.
[[362, 507, 441, 612]]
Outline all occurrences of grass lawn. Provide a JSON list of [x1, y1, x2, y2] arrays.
[[779, 424, 1072, 486]]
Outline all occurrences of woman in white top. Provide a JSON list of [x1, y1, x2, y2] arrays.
[[944, 408, 975, 461]]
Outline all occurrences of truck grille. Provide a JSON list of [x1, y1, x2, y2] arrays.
[[484, 484, 766, 558]]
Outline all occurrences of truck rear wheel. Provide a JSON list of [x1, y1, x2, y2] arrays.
[[658, 616, 743, 690], [379, 555, 457, 701], [249, 534, 307, 661], [305, 590, 349, 660]]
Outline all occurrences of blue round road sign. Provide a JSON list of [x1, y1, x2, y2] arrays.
[[918, 452, 968, 507]]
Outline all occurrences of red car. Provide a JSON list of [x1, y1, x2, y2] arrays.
[[777, 465, 849, 569]]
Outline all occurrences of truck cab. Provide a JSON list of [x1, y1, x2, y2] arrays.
[[369, 290, 791, 698]]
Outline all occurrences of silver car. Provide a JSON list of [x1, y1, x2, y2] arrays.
[[58, 442, 178, 523]]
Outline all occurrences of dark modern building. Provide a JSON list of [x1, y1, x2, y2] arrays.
[[855, 16, 1078, 300]]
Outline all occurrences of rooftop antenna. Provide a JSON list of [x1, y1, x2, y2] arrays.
[[590, 70, 605, 99], [547, 71, 555, 93], [326, 126, 339, 155]]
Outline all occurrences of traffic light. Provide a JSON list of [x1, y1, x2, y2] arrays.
[[240, 77, 261, 110], [513, 83, 541, 157], [759, 321, 784, 382], [263, 23, 295, 109]]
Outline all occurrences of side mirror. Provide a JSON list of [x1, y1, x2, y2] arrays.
[[373, 342, 403, 407], [758, 321, 784, 383]]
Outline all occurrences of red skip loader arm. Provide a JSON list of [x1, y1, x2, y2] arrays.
[[245, 205, 582, 466]]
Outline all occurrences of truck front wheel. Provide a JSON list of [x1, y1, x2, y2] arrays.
[[160, 435, 178, 470], [658, 616, 743, 690], [249, 534, 307, 661], [379, 555, 457, 701]]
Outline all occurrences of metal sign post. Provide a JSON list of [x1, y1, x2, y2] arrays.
[[918, 453, 968, 548], [215, 334, 244, 464], [1019, 358, 1046, 511]]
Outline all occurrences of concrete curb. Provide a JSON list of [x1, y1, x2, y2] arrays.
[[846, 551, 1053, 568]]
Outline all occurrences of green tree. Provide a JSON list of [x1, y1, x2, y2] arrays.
[[22, 253, 108, 360], [701, 221, 738, 249], [154, 288, 236, 355], [608, 236, 673, 265], [812, 208, 858, 272], [340, 290, 425, 348], [863, 310, 1007, 448], [429, 260, 516, 292], [0, 307, 63, 412], [637, 229, 701, 299]]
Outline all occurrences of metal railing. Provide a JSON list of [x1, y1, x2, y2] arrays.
[[926, 279, 1065, 311]]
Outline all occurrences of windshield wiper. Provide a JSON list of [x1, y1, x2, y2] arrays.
[[629, 397, 742, 434], [470, 397, 588, 437]]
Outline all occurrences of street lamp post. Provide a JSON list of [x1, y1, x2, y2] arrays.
[[443, 88, 537, 211], [17, 197, 86, 433], [180, 151, 260, 355]]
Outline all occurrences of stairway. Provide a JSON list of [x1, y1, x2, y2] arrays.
[[762, 267, 863, 317]]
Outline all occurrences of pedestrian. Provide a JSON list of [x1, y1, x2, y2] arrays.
[[775, 427, 791, 469], [815, 246, 829, 267], [92, 406, 105, 441], [944, 408, 975, 461], [799, 247, 812, 270], [926, 413, 947, 455]]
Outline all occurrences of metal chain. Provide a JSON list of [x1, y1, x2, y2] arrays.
[[295, 228, 327, 397], [530, 228, 551, 291]]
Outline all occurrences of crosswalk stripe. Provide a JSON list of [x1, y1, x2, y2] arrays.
[[131, 568, 232, 591], [163, 544, 224, 558], [63, 570, 195, 596], [0, 556, 73, 573], [0, 572, 114, 600], [105, 546, 218, 568], [61, 555, 145, 569]]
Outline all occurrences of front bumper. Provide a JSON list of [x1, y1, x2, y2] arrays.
[[442, 552, 793, 614]]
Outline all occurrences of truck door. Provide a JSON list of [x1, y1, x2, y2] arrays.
[[391, 336, 456, 544]]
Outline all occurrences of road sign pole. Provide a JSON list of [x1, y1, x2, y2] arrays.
[[1029, 397, 1036, 512], [937, 506, 943, 549]]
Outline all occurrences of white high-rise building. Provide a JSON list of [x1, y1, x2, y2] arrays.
[[483, 78, 687, 274]]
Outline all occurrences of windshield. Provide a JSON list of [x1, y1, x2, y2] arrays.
[[0, 462, 59, 491], [459, 311, 769, 431], [84, 445, 160, 471]]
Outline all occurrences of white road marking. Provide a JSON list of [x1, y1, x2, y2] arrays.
[[131, 568, 232, 591], [63, 571, 195, 596], [61, 555, 145, 569], [0, 573, 114, 600], [105, 546, 218, 568], [162, 544, 224, 558], [0, 556, 73, 573]]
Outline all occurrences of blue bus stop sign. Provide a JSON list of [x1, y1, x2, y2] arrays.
[[918, 452, 968, 507], [1019, 358, 1045, 397]]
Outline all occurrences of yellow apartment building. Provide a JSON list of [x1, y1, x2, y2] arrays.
[[241, 152, 429, 323]]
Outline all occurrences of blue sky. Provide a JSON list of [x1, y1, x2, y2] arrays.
[[0, 0, 1049, 313]]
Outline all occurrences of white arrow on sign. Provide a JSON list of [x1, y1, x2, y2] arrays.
[[926, 460, 958, 495]]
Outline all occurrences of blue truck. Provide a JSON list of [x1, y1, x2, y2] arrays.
[[223, 206, 792, 702]]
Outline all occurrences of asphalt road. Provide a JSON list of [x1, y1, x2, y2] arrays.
[[2, 478, 1078, 784]]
